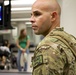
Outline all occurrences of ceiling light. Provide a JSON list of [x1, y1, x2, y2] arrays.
[[11, 7, 31, 11], [4, 0, 36, 5], [25, 22, 32, 25], [11, 18, 30, 21]]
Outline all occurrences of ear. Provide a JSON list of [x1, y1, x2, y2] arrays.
[[51, 11, 57, 22]]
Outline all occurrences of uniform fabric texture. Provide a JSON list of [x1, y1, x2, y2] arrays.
[[32, 27, 76, 75]]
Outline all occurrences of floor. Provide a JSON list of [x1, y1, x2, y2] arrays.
[[0, 68, 32, 75], [0, 72, 32, 75]]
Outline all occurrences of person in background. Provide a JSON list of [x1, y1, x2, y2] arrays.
[[30, 0, 76, 75], [0, 40, 10, 70], [3, 40, 10, 48], [16, 29, 30, 72]]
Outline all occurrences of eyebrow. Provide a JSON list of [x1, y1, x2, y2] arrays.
[[34, 10, 42, 14], [31, 10, 39, 15], [33, 10, 39, 13]]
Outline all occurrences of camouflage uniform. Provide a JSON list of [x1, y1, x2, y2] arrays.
[[32, 27, 76, 75]]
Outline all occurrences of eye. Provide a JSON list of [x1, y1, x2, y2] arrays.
[[34, 11, 42, 17]]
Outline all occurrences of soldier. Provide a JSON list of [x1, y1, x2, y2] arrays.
[[30, 0, 76, 75]]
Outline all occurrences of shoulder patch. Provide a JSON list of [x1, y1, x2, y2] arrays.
[[38, 45, 50, 50], [37, 42, 59, 51]]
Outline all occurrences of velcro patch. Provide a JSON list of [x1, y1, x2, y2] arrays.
[[32, 55, 43, 68]]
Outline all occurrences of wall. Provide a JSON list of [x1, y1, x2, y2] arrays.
[[61, 0, 76, 36]]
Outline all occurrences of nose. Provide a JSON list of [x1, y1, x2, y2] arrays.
[[30, 16, 35, 23]]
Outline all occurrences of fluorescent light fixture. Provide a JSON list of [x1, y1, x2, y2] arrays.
[[25, 22, 32, 25], [11, 7, 31, 11], [11, 18, 30, 21], [11, 11, 31, 14], [4, 0, 36, 5]]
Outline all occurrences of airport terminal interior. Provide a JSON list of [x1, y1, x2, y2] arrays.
[[0, 0, 76, 75]]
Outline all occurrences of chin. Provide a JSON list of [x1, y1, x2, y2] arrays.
[[34, 32, 41, 35]]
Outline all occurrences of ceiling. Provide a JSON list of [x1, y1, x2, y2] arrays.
[[4, 0, 36, 26], [4, 0, 62, 26]]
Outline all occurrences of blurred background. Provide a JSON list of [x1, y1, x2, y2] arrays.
[[0, 0, 76, 73]]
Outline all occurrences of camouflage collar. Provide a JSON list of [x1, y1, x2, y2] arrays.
[[47, 27, 64, 36]]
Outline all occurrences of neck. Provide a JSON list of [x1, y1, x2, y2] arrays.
[[51, 22, 60, 30], [50, 17, 60, 31], [43, 21, 60, 37]]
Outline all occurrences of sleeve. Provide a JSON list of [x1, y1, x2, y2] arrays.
[[46, 46, 66, 75]]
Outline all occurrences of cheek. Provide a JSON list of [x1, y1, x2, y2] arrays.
[[37, 17, 46, 26], [40, 17, 51, 29], [36, 15, 51, 30]]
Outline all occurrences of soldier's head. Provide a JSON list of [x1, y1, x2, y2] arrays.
[[30, 0, 61, 36]]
